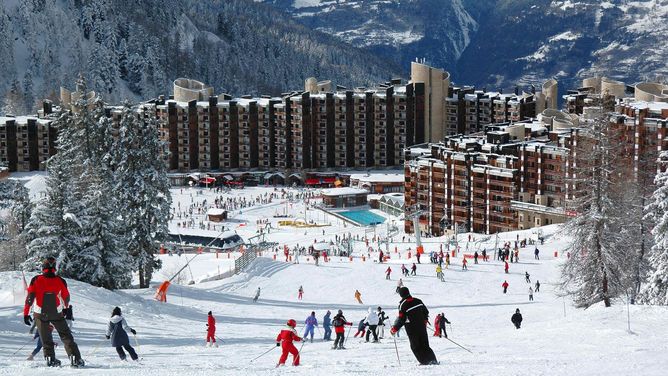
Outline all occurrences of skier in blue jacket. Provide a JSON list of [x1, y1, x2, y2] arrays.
[[322, 310, 332, 341], [105, 307, 139, 361], [303, 311, 318, 342]]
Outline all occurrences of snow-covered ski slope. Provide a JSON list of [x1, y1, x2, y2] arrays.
[[2, 226, 667, 375]]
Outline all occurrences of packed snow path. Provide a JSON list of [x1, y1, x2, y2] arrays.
[[1, 228, 667, 375]]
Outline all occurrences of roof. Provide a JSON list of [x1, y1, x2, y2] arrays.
[[349, 173, 404, 184], [321, 187, 368, 196], [207, 208, 226, 216]]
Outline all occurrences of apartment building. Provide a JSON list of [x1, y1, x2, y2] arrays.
[[0, 115, 56, 172]]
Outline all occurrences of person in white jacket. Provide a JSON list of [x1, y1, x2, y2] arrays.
[[364, 307, 379, 342]]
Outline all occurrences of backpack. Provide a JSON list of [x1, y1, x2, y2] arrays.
[[332, 316, 344, 328]]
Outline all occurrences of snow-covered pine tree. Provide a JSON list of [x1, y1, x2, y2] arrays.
[[559, 103, 633, 308], [638, 151, 668, 305], [112, 103, 171, 288]]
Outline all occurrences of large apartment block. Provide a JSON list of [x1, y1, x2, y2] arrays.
[[405, 79, 668, 235], [149, 78, 424, 172], [0, 114, 56, 172]]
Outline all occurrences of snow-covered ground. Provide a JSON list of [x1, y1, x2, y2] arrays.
[[1, 184, 667, 375]]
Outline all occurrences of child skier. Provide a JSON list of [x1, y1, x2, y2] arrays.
[[353, 319, 366, 338], [303, 312, 318, 342], [331, 310, 352, 349], [206, 311, 217, 347], [105, 307, 139, 361], [276, 319, 302, 366], [27, 322, 55, 360], [396, 278, 404, 293], [502, 280, 509, 294]]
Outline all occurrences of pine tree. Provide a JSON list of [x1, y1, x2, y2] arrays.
[[112, 103, 171, 288], [559, 105, 632, 308], [638, 151, 668, 305]]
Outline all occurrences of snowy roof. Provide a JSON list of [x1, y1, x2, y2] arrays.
[[349, 173, 404, 183], [312, 242, 330, 251], [320, 187, 368, 196], [207, 208, 226, 216]]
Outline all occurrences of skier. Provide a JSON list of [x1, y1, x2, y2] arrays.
[[364, 307, 379, 342], [354, 290, 363, 304], [385, 266, 392, 280], [529, 287, 534, 301], [436, 264, 444, 282], [206, 311, 217, 347], [473, 251, 479, 264], [535, 280, 541, 293], [396, 278, 404, 294], [502, 280, 509, 294], [390, 287, 438, 365], [377, 307, 388, 339], [23, 257, 84, 367], [482, 249, 487, 261], [253, 287, 261, 303], [353, 319, 366, 338], [276, 319, 302, 366], [298, 286, 304, 300], [331, 310, 352, 349], [511, 309, 523, 329], [534, 247, 540, 260], [432, 314, 440, 337], [525, 271, 531, 283], [411, 263, 417, 276], [401, 264, 408, 276], [504, 261, 509, 274], [303, 311, 318, 343], [379, 250, 384, 263], [27, 322, 55, 361], [438, 313, 451, 338], [323, 310, 332, 341], [445, 253, 450, 269], [105, 307, 139, 361], [462, 257, 468, 270]]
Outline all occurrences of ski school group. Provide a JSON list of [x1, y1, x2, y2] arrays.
[[20, 257, 460, 368]]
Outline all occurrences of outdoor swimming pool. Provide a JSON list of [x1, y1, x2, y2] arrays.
[[339, 210, 386, 226]]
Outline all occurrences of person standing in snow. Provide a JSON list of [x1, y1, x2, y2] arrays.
[[27, 322, 55, 361], [473, 251, 479, 264], [534, 247, 540, 260], [445, 253, 450, 269], [353, 319, 366, 338], [298, 286, 304, 300], [462, 258, 468, 270], [411, 263, 417, 276], [323, 310, 332, 341], [385, 266, 392, 280], [482, 249, 487, 261], [535, 280, 541, 293], [276, 319, 302, 366], [377, 307, 388, 339], [502, 280, 509, 294], [438, 312, 451, 338], [379, 250, 384, 263], [253, 287, 261, 303], [396, 278, 404, 293], [354, 290, 363, 304], [364, 307, 379, 343], [206, 311, 217, 347], [529, 287, 534, 301], [303, 311, 318, 343], [390, 287, 438, 365], [504, 261, 509, 274], [23, 257, 84, 367], [105, 307, 139, 361], [511, 309, 523, 329], [331, 310, 352, 349], [525, 271, 531, 283], [432, 314, 441, 337]]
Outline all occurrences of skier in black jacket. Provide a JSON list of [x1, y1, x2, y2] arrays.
[[511, 309, 523, 329], [437, 313, 451, 338], [390, 287, 438, 365]]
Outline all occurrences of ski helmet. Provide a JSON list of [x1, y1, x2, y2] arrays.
[[337, 309, 343, 315], [398, 287, 410, 298], [42, 257, 57, 274], [287, 319, 297, 328]]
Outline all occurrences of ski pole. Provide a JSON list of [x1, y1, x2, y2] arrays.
[[444, 336, 472, 353], [344, 323, 353, 345], [87, 339, 106, 357], [133, 334, 141, 351], [392, 334, 401, 366], [11, 337, 35, 356], [216, 336, 226, 344], [250, 345, 277, 363]]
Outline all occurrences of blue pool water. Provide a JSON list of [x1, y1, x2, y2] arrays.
[[339, 210, 386, 226]]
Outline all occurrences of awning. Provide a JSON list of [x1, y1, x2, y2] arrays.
[[305, 178, 321, 185], [322, 177, 336, 183], [200, 177, 216, 184], [223, 175, 233, 180]]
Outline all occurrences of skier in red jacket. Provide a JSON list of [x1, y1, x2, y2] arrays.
[[276, 319, 302, 366], [385, 266, 392, 280], [23, 257, 84, 367], [206, 311, 217, 347]]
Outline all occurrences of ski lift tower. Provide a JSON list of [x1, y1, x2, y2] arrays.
[[405, 204, 425, 253]]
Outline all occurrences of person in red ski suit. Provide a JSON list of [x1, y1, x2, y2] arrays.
[[502, 280, 509, 294], [276, 319, 302, 366], [385, 266, 392, 280], [433, 314, 441, 336], [504, 261, 509, 274], [206, 311, 217, 347]]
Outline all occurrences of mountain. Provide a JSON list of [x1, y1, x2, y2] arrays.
[[0, 0, 399, 115], [261, 0, 668, 91]]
